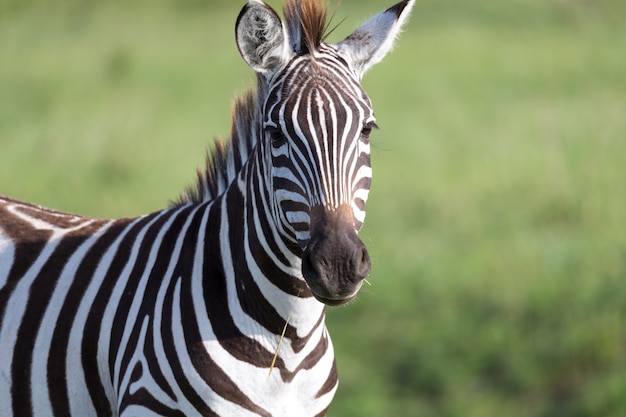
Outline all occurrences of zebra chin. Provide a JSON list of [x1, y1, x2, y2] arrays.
[[308, 282, 364, 306], [300, 205, 372, 306]]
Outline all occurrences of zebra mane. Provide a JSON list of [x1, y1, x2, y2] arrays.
[[175, 0, 333, 206], [175, 79, 264, 206], [284, 0, 332, 55]]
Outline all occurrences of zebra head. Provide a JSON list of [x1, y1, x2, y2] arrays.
[[236, 0, 413, 306]]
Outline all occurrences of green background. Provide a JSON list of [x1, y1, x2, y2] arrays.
[[1, 0, 625, 415]]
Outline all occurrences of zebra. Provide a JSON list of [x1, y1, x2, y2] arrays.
[[0, 0, 414, 415]]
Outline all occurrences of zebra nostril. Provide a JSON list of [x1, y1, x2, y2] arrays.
[[355, 245, 371, 281], [301, 247, 320, 282]]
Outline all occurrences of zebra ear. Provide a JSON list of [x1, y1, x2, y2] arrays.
[[235, 0, 292, 76], [335, 0, 414, 78]]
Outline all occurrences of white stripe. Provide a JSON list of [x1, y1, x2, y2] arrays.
[[96, 209, 169, 398], [112, 207, 188, 398], [31, 221, 114, 415], [67, 217, 144, 416], [146, 204, 206, 411], [0, 208, 95, 414], [0, 227, 15, 289]]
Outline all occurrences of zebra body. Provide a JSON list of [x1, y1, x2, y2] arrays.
[[1, 192, 331, 416], [0, 0, 413, 415]]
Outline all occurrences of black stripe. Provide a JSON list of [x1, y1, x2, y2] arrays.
[[81, 213, 160, 416], [119, 362, 186, 417], [248, 166, 311, 298], [117, 205, 197, 409], [11, 220, 106, 417], [184, 192, 271, 416], [108, 210, 178, 390], [47, 220, 131, 416], [0, 202, 53, 321], [160, 205, 220, 416]]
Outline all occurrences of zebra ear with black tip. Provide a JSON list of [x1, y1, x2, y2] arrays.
[[334, 0, 414, 79], [235, 0, 293, 77]]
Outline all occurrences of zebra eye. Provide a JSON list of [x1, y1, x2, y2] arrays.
[[266, 127, 287, 146], [361, 122, 377, 141]]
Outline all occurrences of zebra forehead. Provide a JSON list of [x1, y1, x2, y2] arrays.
[[284, 51, 360, 89], [270, 56, 372, 115]]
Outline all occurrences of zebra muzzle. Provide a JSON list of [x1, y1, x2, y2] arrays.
[[301, 205, 371, 306]]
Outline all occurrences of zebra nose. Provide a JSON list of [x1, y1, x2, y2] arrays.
[[303, 236, 370, 280], [301, 206, 371, 306]]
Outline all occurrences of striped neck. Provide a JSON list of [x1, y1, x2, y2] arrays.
[[223, 148, 327, 338]]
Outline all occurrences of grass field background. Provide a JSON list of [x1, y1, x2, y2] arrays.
[[1, 0, 625, 416]]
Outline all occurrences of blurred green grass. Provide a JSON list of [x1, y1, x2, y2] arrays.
[[1, 1, 625, 416]]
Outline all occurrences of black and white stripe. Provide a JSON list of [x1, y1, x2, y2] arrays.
[[0, 0, 413, 415], [263, 45, 376, 241]]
